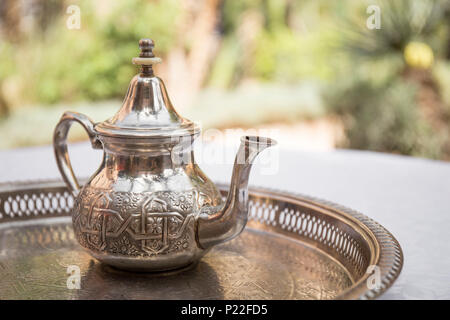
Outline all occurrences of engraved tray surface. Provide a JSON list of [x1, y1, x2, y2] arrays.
[[0, 180, 403, 300]]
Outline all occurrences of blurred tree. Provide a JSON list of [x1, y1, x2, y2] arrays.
[[341, 0, 445, 60], [331, 0, 450, 159], [444, 2, 450, 59], [162, 0, 222, 110], [35, 0, 64, 33], [0, 86, 8, 116], [0, 0, 449, 158], [0, 0, 21, 42], [325, 78, 444, 158]]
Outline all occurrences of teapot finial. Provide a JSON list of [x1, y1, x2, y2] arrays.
[[132, 38, 162, 75], [138, 38, 155, 57]]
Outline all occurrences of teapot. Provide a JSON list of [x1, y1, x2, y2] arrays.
[[53, 39, 275, 272]]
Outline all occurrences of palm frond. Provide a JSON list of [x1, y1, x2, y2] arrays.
[[340, 0, 445, 59]]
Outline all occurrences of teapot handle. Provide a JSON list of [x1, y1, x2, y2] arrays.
[[53, 111, 102, 196]]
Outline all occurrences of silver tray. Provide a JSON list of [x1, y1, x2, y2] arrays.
[[0, 180, 403, 300]]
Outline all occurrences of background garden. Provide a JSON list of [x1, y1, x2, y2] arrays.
[[1, 0, 450, 159]]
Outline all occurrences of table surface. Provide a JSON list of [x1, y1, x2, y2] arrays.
[[1, 142, 449, 300]]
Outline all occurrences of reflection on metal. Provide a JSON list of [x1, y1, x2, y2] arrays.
[[0, 180, 403, 300], [53, 38, 275, 271]]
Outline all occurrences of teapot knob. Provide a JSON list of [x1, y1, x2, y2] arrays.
[[138, 38, 155, 57], [132, 38, 162, 74]]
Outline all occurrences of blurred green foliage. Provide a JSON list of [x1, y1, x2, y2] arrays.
[[341, 0, 447, 59], [207, 0, 352, 88], [0, 0, 179, 105], [250, 29, 340, 82], [0, 0, 353, 105], [325, 78, 444, 158], [1, 0, 450, 160], [326, 0, 450, 159]]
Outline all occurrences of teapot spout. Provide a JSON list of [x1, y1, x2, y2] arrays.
[[196, 136, 276, 249]]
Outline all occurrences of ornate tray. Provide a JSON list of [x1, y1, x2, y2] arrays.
[[0, 180, 402, 300]]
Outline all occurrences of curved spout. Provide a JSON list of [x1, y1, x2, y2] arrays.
[[196, 136, 276, 249]]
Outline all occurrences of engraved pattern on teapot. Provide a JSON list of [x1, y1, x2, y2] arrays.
[[72, 187, 210, 256]]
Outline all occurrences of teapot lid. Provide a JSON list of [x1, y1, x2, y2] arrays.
[[95, 38, 199, 139]]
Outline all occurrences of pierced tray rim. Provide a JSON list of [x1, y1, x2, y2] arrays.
[[239, 184, 403, 300], [0, 179, 403, 300]]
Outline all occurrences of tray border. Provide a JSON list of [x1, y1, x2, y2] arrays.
[[0, 179, 403, 300]]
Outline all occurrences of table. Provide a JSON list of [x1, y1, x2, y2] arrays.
[[1, 142, 449, 299]]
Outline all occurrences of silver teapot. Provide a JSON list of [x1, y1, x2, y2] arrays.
[[53, 39, 275, 272]]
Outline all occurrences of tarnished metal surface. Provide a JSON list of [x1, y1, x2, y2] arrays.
[[0, 180, 403, 300]]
